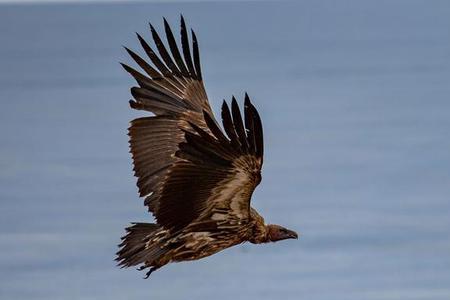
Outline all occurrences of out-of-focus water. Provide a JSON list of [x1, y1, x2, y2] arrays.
[[1, 1, 450, 299]]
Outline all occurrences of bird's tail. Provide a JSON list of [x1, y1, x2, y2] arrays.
[[116, 223, 167, 270]]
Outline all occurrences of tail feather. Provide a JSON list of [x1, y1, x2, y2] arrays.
[[116, 222, 166, 268]]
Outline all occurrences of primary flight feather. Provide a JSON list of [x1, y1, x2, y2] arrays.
[[116, 16, 298, 278]]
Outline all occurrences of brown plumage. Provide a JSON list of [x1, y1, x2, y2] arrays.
[[116, 16, 298, 278]]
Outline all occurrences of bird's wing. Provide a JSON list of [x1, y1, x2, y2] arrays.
[[122, 16, 211, 116], [157, 95, 264, 231], [123, 17, 263, 232], [124, 17, 213, 215]]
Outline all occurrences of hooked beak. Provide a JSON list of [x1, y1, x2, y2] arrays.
[[267, 225, 299, 242], [286, 229, 298, 239]]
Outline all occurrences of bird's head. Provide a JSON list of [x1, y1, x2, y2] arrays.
[[266, 224, 298, 242]]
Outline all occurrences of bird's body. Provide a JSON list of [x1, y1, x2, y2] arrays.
[[132, 208, 262, 264], [116, 16, 297, 278]]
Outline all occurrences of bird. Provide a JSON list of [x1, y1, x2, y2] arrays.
[[116, 16, 298, 278]]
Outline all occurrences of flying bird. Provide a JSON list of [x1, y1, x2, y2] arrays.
[[116, 16, 298, 278]]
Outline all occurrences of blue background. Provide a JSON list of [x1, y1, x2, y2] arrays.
[[1, 1, 450, 299]]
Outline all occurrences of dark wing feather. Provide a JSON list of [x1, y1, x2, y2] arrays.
[[202, 111, 229, 145], [149, 23, 182, 77], [163, 18, 189, 76], [191, 29, 202, 80], [136, 33, 171, 78], [221, 101, 241, 149], [244, 93, 256, 154], [247, 97, 264, 159], [231, 96, 249, 153], [123, 47, 160, 79], [180, 16, 196, 77]]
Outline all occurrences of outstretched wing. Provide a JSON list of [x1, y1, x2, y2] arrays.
[[157, 95, 264, 231], [123, 17, 264, 232], [124, 16, 213, 218], [123, 16, 211, 116]]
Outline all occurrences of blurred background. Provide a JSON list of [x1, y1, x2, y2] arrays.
[[1, 0, 450, 299]]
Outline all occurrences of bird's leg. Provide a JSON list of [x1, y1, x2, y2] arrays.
[[144, 266, 158, 279]]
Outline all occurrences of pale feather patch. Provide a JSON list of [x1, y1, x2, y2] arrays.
[[211, 212, 226, 221], [143, 192, 154, 199], [209, 157, 257, 221], [184, 232, 214, 248]]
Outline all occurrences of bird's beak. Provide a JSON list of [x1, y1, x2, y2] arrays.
[[287, 229, 298, 239]]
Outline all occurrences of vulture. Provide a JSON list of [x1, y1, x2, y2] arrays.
[[116, 16, 298, 278]]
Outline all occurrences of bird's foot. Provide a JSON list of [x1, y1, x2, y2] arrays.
[[144, 267, 158, 279], [137, 265, 147, 271]]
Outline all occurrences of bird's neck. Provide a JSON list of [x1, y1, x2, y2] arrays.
[[248, 208, 270, 244]]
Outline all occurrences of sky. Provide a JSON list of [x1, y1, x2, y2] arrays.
[[1, 1, 450, 299], [0, 0, 266, 4]]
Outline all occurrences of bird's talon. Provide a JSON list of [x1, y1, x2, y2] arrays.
[[144, 267, 156, 279], [137, 265, 146, 271]]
